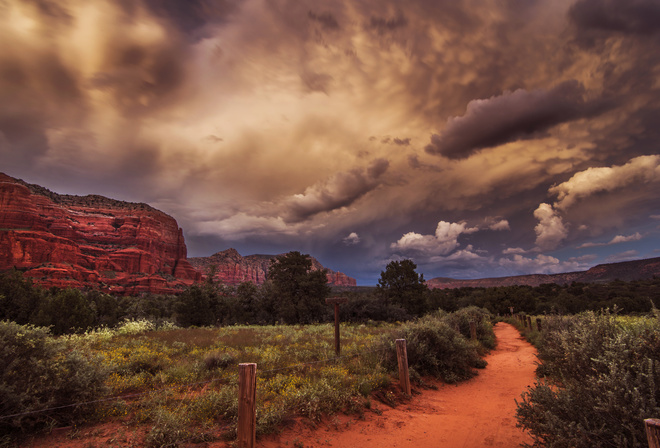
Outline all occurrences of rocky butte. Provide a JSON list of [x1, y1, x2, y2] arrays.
[[0, 173, 356, 294], [0, 173, 201, 294], [188, 248, 356, 287]]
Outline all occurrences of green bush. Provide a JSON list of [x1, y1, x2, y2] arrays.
[[0, 321, 109, 435], [380, 313, 487, 384], [442, 306, 496, 352], [516, 311, 660, 447]]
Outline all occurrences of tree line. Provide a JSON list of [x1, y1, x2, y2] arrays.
[[1, 253, 658, 334]]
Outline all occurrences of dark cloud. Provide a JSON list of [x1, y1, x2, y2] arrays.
[[300, 71, 333, 94], [139, 0, 239, 40], [308, 11, 340, 30], [393, 138, 411, 146], [285, 159, 389, 223], [569, 0, 660, 39], [425, 81, 604, 159], [368, 13, 407, 33], [90, 45, 187, 116]]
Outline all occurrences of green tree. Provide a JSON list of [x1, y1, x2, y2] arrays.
[[174, 285, 214, 327], [377, 259, 429, 316], [33, 288, 95, 335], [267, 251, 331, 324]]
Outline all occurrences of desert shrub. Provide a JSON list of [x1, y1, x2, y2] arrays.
[[379, 313, 487, 383], [442, 306, 496, 351], [203, 351, 236, 370], [516, 311, 660, 447], [0, 321, 108, 435]]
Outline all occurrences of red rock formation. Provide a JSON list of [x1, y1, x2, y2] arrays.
[[0, 173, 200, 294], [188, 248, 357, 286]]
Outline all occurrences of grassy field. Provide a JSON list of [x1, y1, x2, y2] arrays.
[[2, 307, 494, 447]]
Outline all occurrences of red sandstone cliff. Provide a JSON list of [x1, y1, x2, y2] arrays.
[[188, 248, 357, 286], [0, 173, 200, 294]]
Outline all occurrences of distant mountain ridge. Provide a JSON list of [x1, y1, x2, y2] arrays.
[[427, 257, 660, 289], [188, 248, 356, 286]]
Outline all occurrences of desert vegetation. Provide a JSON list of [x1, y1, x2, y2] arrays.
[[2, 254, 660, 447], [0, 308, 494, 447], [512, 310, 660, 447]]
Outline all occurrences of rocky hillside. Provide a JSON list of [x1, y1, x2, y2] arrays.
[[0, 173, 355, 293], [188, 248, 356, 286], [0, 173, 200, 294], [427, 257, 660, 289]]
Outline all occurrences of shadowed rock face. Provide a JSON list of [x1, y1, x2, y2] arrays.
[[0, 173, 200, 295], [188, 248, 357, 286], [427, 257, 660, 289]]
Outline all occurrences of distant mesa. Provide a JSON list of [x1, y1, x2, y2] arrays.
[[427, 257, 660, 289], [188, 248, 356, 287], [0, 173, 355, 294]]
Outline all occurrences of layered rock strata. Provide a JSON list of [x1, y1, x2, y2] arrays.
[[0, 173, 200, 294], [188, 248, 357, 286]]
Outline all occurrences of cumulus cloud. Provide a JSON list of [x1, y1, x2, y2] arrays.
[[391, 221, 479, 255], [549, 155, 660, 210], [425, 81, 602, 159], [533, 203, 568, 250], [489, 219, 510, 231], [342, 232, 361, 245]]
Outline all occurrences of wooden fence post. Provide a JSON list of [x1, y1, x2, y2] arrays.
[[536, 318, 542, 332], [527, 316, 533, 330], [325, 297, 348, 356], [238, 363, 257, 448], [645, 418, 660, 447], [395, 339, 411, 396], [469, 321, 477, 340]]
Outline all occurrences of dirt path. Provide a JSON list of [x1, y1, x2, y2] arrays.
[[261, 322, 538, 448]]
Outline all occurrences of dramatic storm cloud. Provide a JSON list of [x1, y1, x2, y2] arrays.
[[2, 0, 659, 284]]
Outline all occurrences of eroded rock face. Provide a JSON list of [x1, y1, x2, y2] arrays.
[[188, 248, 357, 286], [0, 173, 200, 294]]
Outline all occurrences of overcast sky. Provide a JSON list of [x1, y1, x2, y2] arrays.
[[2, 0, 660, 284]]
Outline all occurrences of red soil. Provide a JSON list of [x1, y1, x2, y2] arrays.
[[260, 322, 537, 448], [19, 322, 536, 448]]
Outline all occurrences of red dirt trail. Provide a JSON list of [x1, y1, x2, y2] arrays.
[[260, 322, 537, 448]]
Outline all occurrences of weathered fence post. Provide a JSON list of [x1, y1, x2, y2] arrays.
[[395, 339, 411, 396], [325, 297, 348, 356], [469, 321, 477, 340], [645, 418, 660, 447], [238, 363, 257, 448], [536, 318, 543, 332], [527, 316, 533, 330]]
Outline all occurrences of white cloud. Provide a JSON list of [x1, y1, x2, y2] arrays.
[[533, 203, 568, 250], [391, 220, 479, 255], [503, 247, 527, 255], [342, 232, 361, 245], [550, 155, 660, 210], [489, 219, 510, 231], [577, 231, 643, 248], [499, 253, 563, 274]]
